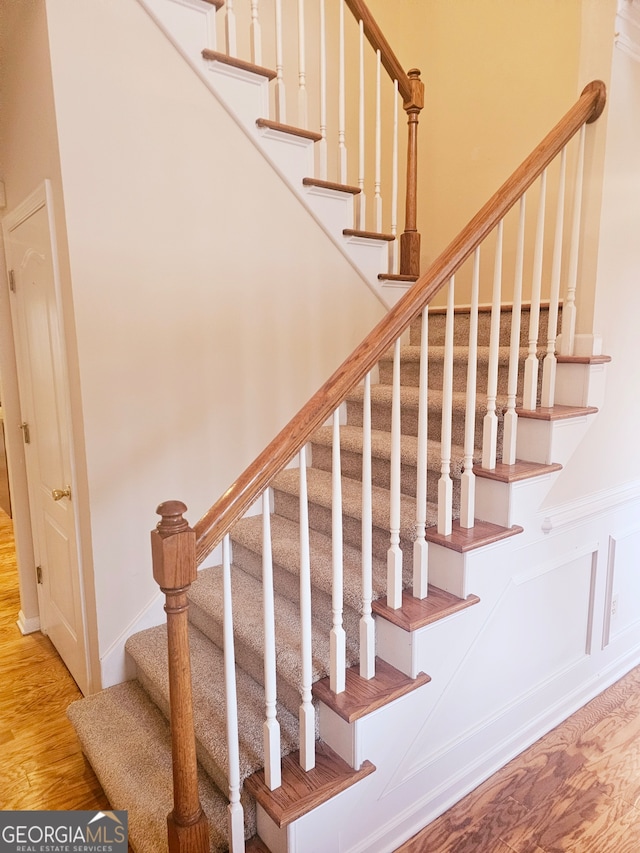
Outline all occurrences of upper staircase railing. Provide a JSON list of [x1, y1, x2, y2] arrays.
[[152, 78, 606, 853], [204, 0, 425, 278]]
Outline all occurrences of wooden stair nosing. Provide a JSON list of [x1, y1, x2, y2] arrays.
[[203, 0, 224, 8], [303, 176, 361, 194], [556, 354, 611, 364], [244, 742, 375, 828], [426, 519, 523, 553], [201, 49, 277, 80], [343, 227, 395, 242], [473, 459, 563, 483], [256, 118, 322, 142], [372, 588, 481, 633], [312, 658, 430, 724], [515, 404, 599, 421], [378, 273, 419, 282]]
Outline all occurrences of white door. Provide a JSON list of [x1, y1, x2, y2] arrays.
[[3, 182, 90, 694]]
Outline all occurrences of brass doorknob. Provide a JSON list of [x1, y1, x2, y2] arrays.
[[52, 486, 71, 501]]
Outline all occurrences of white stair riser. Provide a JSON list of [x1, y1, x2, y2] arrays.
[[516, 414, 596, 466], [302, 185, 356, 241], [475, 471, 561, 529], [555, 362, 608, 408]]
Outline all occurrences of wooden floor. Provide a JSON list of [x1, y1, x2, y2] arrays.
[[2, 509, 640, 853], [396, 670, 640, 852], [0, 508, 138, 853]]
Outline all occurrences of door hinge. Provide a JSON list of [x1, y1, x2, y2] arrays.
[[8, 269, 15, 293], [20, 422, 31, 444], [36, 565, 43, 584]]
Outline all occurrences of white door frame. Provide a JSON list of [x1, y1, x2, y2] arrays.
[[1, 180, 96, 695]]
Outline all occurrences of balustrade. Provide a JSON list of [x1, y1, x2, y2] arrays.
[[153, 79, 606, 853]]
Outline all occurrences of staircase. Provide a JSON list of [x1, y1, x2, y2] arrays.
[[66, 3, 613, 852], [68, 312, 607, 853]]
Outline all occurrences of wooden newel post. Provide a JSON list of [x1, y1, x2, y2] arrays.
[[401, 68, 425, 278], [151, 500, 209, 853]]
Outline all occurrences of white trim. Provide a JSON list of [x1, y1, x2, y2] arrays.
[[512, 541, 598, 585], [542, 480, 640, 534], [99, 591, 166, 687], [17, 609, 40, 635], [344, 646, 640, 853]]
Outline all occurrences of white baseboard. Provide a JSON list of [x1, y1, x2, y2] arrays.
[[99, 592, 166, 688], [17, 609, 40, 635]]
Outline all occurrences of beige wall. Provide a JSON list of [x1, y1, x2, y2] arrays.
[[366, 0, 583, 302], [0, 0, 100, 680]]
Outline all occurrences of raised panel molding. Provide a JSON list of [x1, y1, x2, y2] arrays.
[[616, 0, 640, 62], [382, 548, 598, 794], [603, 525, 640, 647]]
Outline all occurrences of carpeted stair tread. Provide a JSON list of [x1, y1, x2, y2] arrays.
[[311, 424, 469, 478], [347, 382, 508, 415], [230, 512, 389, 609], [271, 465, 434, 540], [188, 563, 359, 709], [126, 623, 299, 801], [67, 680, 229, 853], [379, 343, 518, 366]]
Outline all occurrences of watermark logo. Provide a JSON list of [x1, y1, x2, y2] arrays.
[[0, 810, 128, 852]]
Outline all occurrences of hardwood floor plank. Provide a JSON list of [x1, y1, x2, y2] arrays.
[[0, 510, 130, 847], [395, 666, 640, 852]]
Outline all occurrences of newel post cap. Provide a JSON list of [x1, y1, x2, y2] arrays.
[[151, 500, 197, 590]]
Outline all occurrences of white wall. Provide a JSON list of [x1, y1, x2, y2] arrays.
[[1, 0, 384, 689], [545, 28, 640, 505]]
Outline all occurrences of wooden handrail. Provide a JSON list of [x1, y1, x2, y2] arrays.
[[194, 80, 606, 564], [344, 0, 412, 103], [344, 0, 425, 276]]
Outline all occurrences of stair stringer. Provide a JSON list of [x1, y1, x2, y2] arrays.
[[257, 484, 640, 853], [135, 0, 405, 307]]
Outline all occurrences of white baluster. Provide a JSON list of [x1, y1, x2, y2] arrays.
[[262, 489, 281, 790], [338, 0, 347, 183], [503, 197, 526, 465], [374, 50, 382, 233], [222, 534, 245, 853], [438, 277, 455, 536], [460, 248, 480, 527], [297, 0, 307, 128], [413, 308, 429, 597], [387, 338, 403, 610], [274, 0, 286, 122], [225, 0, 237, 57], [250, 0, 262, 66], [330, 410, 346, 694], [482, 220, 503, 470], [541, 148, 567, 408], [357, 20, 366, 229], [298, 445, 315, 771], [360, 372, 375, 678], [559, 127, 586, 356], [319, 0, 328, 180], [390, 80, 399, 273], [523, 169, 547, 410]]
